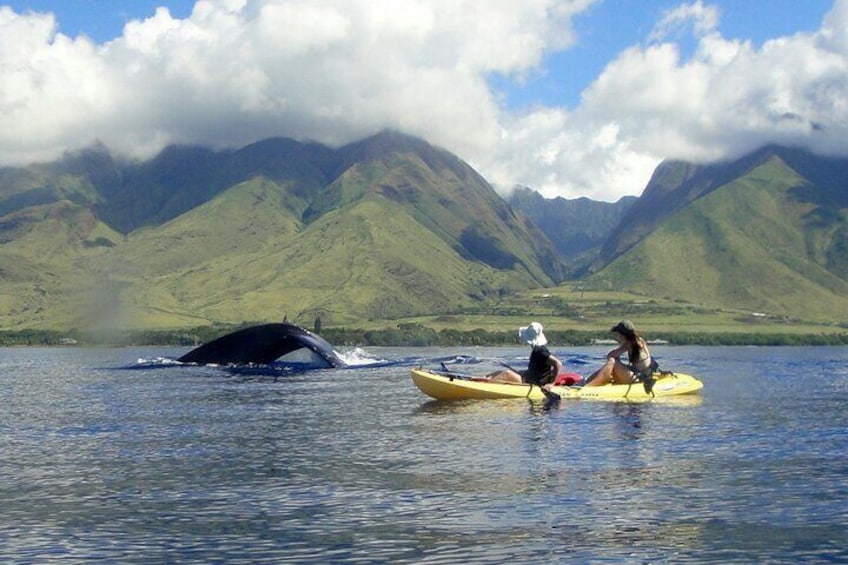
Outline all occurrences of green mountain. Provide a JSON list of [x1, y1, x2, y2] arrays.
[[586, 147, 848, 321], [0, 132, 564, 330], [509, 186, 635, 273], [3, 135, 847, 330]]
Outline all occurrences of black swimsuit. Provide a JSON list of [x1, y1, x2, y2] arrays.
[[521, 345, 553, 385]]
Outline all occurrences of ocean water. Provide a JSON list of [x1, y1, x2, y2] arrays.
[[1, 345, 846, 564]]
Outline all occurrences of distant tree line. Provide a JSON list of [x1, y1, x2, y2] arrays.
[[323, 326, 848, 347], [1, 325, 847, 347]]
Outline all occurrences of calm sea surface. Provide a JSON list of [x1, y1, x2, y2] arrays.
[[1, 345, 847, 564]]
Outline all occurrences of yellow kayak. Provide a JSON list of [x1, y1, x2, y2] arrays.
[[411, 368, 703, 402]]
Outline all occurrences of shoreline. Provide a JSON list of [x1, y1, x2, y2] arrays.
[[2, 326, 848, 347]]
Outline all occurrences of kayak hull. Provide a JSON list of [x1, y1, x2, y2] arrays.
[[411, 369, 703, 402]]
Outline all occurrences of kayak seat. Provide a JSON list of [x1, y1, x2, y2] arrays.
[[553, 372, 583, 386], [631, 358, 661, 394]]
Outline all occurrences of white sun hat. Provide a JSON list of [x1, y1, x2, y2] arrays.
[[518, 322, 547, 347]]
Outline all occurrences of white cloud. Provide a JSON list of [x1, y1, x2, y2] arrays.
[[0, 0, 847, 203], [4, 0, 565, 164], [481, 0, 848, 201], [649, 0, 719, 42]]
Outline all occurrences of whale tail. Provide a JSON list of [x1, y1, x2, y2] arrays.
[[178, 323, 347, 367]]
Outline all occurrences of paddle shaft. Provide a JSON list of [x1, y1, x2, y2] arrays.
[[498, 360, 561, 402]]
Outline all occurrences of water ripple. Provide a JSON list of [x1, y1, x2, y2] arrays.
[[1, 346, 847, 563]]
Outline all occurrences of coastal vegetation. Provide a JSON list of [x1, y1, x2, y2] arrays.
[[3, 285, 845, 346], [3, 325, 846, 347]]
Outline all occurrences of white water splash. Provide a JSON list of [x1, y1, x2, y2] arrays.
[[338, 347, 387, 367], [135, 356, 183, 366]]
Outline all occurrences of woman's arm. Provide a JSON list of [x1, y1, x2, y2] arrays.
[[606, 344, 627, 359], [540, 354, 563, 385], [549, 354, 563, 376]]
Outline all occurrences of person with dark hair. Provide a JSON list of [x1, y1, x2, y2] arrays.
[[584, 320, 655, 388], [486, 322, 562, 385]]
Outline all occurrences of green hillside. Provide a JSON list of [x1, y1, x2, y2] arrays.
[[111, 192, 511, 328], [320, 133, 563, 283], [103, 139, 557, 329], [509, 186, 635, 273], [2, 135, 848, 334], [0, 197, 124, 330], [587, 155, 848, 322], [0, 132, 564, 331]]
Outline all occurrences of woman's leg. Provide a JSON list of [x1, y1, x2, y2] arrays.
[[486, 369, 523, 384], [586, 359, 634, 386], [585, 358, 615, 386], [610, 360, 635, 384]]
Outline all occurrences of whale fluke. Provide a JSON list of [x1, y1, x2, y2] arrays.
[[178, 323, 347, 367]]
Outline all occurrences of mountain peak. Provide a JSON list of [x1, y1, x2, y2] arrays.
[[585, 144, 848, 320], [339, 130, 446, 166]]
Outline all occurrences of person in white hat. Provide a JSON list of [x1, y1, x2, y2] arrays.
[[486, 322, 562, 385]]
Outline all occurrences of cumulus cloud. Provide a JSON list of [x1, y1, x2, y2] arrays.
[[0, 0, 847, 202], [0, 0, 588, 166], [485, 0, 848, 200]]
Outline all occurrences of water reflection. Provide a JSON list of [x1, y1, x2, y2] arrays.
[[610, 402, 645, 440]]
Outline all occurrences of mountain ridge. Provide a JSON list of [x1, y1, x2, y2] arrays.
[[0, 131, 565, 330], [2, 134, 848, 329], [594, 145, 848, 270], [586, 149, 848, 320], [508, 187, 636, 275]]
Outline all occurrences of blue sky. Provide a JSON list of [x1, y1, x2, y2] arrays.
[[1, 0, 844, 200], [5, 1, 195, 42], [500, 0, 834, 109]]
